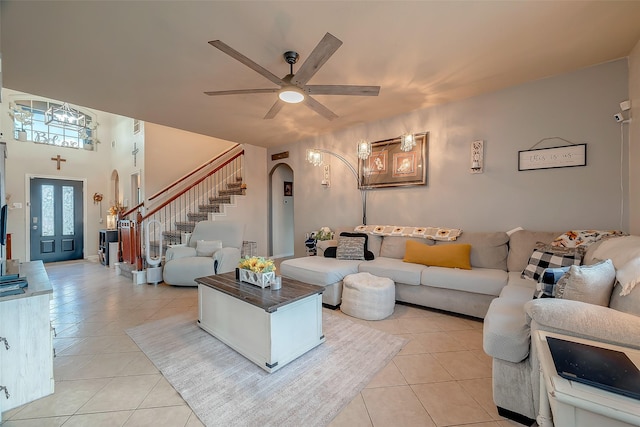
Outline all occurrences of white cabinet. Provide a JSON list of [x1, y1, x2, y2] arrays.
[[0, 261, 54, 421]]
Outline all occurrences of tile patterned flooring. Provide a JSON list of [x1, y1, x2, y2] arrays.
[[2, 260, 522, 427]]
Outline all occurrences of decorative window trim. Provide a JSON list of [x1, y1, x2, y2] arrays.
[[8, 96, 99, 150]]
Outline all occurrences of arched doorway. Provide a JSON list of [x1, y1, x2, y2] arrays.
[[269, 163, 294, 258]]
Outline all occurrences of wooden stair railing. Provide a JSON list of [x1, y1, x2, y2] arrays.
[[118, 144, 244, 271]]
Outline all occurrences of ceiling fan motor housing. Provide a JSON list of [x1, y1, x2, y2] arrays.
[[283, 51, 299, 65]]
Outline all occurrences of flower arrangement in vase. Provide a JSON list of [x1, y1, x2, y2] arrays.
[[237, 256, 276, 288]]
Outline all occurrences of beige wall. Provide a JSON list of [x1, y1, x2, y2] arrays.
[[269, 59, 631, 258], [628, 39, 640, 234], [144, 123, 236, 199], [1, 89, 115, 261]]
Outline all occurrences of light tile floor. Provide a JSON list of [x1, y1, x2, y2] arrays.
[[2, 260, 524, 427]]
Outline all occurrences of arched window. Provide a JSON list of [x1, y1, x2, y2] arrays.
[[9, 99, 97, 149]]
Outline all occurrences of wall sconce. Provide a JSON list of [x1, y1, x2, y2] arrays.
[[470, 140, 484, 174], [306, 149, 324, 166], [400, 133, 416, 152], [357, 139, 371, 160]]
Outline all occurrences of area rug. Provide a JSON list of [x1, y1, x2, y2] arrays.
[[126, 311, 406, 427]]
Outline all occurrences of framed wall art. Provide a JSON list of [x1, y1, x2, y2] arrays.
[[518, 143, 586, 171], [283, 181, 293, 196], [359, 132, 428, 188]]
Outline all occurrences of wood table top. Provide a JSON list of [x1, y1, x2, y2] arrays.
[[195, 272, 324, 313]]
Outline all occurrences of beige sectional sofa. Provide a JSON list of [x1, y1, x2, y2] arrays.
[[483, 230, 640, 423], [280, 227, 510, 318], [282, 227, 640, 424]]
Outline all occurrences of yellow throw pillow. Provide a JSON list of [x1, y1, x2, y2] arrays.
[[403, 240, 472, 270]]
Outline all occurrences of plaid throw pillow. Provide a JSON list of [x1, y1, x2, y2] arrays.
[[535, 266, 571, 298], [522, 243, 582, 282]]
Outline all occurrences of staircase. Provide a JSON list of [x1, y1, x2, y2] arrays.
[[154, 177, 246, 249], [118, 145, 245, 273]]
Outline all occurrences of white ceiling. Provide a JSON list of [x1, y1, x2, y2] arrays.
[[2, 1, 640, 148]]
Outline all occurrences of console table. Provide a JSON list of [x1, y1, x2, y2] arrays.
[[196, 272, 324, 373], [535, 331, 640, 427], [0, 261, 54, 422]]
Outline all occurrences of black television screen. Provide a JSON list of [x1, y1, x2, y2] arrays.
[[0, 204, 7, 246]]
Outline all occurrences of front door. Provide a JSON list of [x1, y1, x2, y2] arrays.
[[30, 178, 84, 262]]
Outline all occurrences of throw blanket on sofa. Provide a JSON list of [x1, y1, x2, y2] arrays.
[[354, 225, 462, 241]]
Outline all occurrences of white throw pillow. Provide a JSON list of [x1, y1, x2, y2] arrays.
[[555, 259, 616, 306], [196, 240, 222, 257]]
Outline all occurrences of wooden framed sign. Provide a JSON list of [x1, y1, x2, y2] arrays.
[[518, 144, 586, 171]]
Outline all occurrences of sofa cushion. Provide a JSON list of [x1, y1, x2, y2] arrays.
[[421, 266, 508, 296], [554, 259, 616, 306], [279, 256, 361, 286], [483, 296, 532, 363], [336, 235, 366, 260], [162, 256, 216, 286], [187, 221, 245, 249], [380, 236, 432, 259], [404, 241, 471, 270], [521, 243, 581, 282], [357, 257, 425, 286], [195, 239, 222, 257], [437, 232, 509, 270], [507, 230, 560, 272], [609, 282, 640, 316]]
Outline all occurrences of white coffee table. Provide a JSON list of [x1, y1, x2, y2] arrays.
[[196, 272, 325, 373], [535, 331, 640, 427]]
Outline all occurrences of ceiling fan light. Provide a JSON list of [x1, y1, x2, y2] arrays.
[[279, 87, 305, 104]]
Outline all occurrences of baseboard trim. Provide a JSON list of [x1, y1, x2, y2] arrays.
[[497, 407, 536, 426]]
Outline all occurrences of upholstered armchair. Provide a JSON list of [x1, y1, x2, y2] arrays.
[[163, 221, 245, 286]]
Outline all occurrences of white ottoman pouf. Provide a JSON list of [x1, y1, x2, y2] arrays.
[[341, 272, 395, 320]]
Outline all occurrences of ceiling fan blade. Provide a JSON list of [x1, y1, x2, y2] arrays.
[[204, 88, 279, 96], [304, 95, 338, 121], [264, 99, 285, 119], [209, 40, 285, 86], [305, 85, 380, 96], [292, 33, 343, 86]]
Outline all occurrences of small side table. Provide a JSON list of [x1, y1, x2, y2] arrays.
[[535, 331, 640, 427]]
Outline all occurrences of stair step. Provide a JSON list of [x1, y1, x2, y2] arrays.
[[175, 222, 196, 232], [226, 182, 244, 189], [198, 204, 222, 213], [219, 188, 246, 197], [209, 196, 232, 204], [187, 213, 208, 222], [162, 231, 182, 242]]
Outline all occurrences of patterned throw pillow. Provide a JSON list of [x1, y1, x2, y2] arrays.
[[336, 236, 366, 260], [535, 266, 571, 298], [522, 243, 582, 282]]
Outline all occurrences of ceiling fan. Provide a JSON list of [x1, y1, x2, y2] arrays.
[[204, 32, 380, 120]]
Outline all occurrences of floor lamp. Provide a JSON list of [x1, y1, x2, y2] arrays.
[[306, 148, 367, 225]]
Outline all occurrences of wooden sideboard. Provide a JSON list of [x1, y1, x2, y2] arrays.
[[0, 261, 54, 421]]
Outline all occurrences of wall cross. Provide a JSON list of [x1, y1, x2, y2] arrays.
[[51, 154, 66, 170], [132, 142, 139, 167]]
